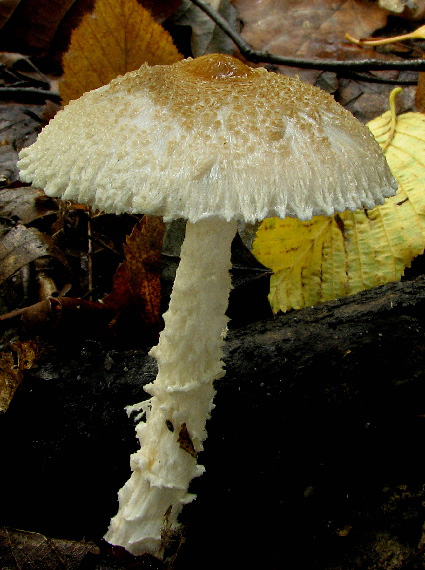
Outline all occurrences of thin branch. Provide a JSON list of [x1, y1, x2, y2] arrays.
[[189, 0, 425, 72], [340, 72, 419, 85]]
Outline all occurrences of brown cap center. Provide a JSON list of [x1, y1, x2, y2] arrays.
[[180, 53, 255, 81]]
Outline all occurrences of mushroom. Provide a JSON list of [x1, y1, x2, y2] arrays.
[[18, 53, 397, 557]]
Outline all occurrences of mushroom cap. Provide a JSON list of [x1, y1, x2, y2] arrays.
[[18, 54, 397, 223]]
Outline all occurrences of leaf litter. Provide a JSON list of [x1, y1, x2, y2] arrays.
[[0, 526, 99, 570], [0, 1, 185, 417], [232, 0, 392, 82], [2, 1, 425, 568]]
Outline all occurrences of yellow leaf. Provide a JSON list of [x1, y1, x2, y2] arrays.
[[253, 91, 425, 313], [59, 0, 182, 105]]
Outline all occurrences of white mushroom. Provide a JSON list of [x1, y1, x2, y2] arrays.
[[18, 53, 397, 557]]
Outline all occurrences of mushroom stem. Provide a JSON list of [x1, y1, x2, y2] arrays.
[[105, 216, 238, 556]]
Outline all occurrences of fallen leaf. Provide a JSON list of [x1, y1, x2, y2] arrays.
[[0, 104, 47, 187], [252, 90, 425, 313], [0, 0, 20, 29], [0, 351, 19, 412], [172, 0, 238, 56], [28, 296, 113, 331], [0, 296, 113, 339], [59, 0, 182, 105], [0, 0, 77, 53], [343, 23, 424, 121], [232, 0, 390, 81], [0, 187, 58, 225], [0, 527, 99, 569], [104, 215, 164, 331], [140, 0, 182, 21], [0, 225, 61, 283], [416, 70, 425, 113], [0, 0, 182, 56], [0, 340, 39, 412], [379, 0, 425, 20]]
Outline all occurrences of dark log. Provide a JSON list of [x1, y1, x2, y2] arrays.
[[2, 275, 425, 569]]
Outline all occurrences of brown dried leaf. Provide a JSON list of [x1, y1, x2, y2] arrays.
[[233, 0, 390, 82], [0, 187, 58, 225], [0, 351, 18, 412], [0, 340, 39, 412], [0, 526, 99, 569], [0, 0, 77, 53], [141, 0, 182, 21], [173, 0, 238, 56], [0, 297, 113, 336], [0, 225, 60, 283], [104, 262, 134, 314], [24, 297, 103, 329], [0, 0, 181, 61], [379, 0, 425, 20], [123, 216, 164, 322], [59, 0, 182, 105], [104, 215, 164, 330], [0, 0, 20, 29], [416, 71, 425, 113], [0, 104, 47, 188]]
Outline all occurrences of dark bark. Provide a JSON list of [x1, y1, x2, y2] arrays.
[[2, 275, 425, 569]]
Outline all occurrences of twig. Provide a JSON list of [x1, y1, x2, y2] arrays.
[[339, 72, 419, 85], [189, 0, 425, 72], [87, 234, 122, 257]]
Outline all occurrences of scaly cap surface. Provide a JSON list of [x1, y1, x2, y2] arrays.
[[18, 54, 397, 222]]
